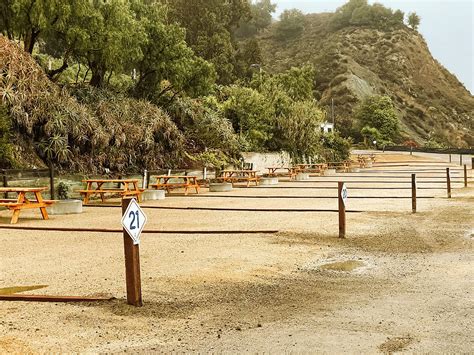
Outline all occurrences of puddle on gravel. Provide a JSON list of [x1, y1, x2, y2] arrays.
[[0, 285, 48, 295], [319, 260, 365, 272], [464, 228, 474, 240]]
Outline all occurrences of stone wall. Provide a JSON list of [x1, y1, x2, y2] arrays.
[[241, 152, 291, 172]]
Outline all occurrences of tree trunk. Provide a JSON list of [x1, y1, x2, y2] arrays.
[[24, 29, 40, 54], [89, 63, 105, 87]]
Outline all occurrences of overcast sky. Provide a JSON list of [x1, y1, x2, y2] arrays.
[[272, 0, 473, 94]]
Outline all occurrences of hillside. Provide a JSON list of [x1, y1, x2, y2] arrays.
[[258, 13, 474, 147]]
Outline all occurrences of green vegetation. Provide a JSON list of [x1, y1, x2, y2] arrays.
[[276, 9, 306, 41], [330, 0, 405, 30], [355, 96, 400, 144], [407, 12, 421, 31], [2, 0, 469, 171], [0, 104, 13, 167]]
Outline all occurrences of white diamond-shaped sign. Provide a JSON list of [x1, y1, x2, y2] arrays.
[[341, 183, 348, 206], [121, 199, 147, 245]]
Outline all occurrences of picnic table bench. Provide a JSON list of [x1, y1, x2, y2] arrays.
[[78, 179, 143, 204], [327, 161, 352, 172], [217, 170, 259, 187], [296, 163, 328, 174], [357, 154, 376, 167], [265, 167, 298, 180], [150, 175, 200, 195], [0, 187, 55, 224]]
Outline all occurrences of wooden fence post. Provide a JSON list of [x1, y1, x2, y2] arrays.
[[338, 182, 346, 238], [464, 165, 468, 187], [471, 157, 474, 170], [449, 154, 452, 163], [459, 154, 463, 166], [446, 168, 451, 198], [1, 170, 8, 199], [411, 173, 417, 213], [49, 164, 55, 200], [122, 198, 143, 307], [146, 172, 151, 189]]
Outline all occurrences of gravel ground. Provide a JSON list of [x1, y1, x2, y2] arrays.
[[0, 152, 473, 353]]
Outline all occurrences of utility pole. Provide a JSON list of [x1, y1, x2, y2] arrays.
[[331, 98, 335, 128]]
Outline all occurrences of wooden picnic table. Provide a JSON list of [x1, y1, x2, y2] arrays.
[[357, 154, 376, 167], [265, 167, 298, 180], [79, 179, 143, 204], [150, 175, 200, 195], [327, 161, 352, 172], [295, 163, 328, 173], [0, 187, 55, 224], [218, 170, 259, 187]]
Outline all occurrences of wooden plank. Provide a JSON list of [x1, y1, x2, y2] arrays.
[[0, 187, 48, 193], [0, 294, 114, 302], [82, 179, 138, 183]]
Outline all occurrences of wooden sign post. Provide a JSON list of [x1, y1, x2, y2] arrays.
[[411, 173, 417, 213], [121, 198, 144, 307], [338, 182, 346, 239], [464, 164, 468, 187], [446, 168, 451, 198]]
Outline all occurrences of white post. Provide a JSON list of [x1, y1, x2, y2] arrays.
[[142, 169, 147, 189]]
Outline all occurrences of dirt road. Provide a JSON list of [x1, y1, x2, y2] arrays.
[[0, 153, 473, 353]]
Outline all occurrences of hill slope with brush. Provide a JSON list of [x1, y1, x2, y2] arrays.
[[258, 13, 473, 147]]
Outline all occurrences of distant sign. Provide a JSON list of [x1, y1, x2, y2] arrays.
[[121, 199, 147, 245], [341, 183, 348, 206]]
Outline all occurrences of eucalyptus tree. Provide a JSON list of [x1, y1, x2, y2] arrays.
[[130, 0, 215, 103], [166, 0, 251, 84], [0, 0, 73, 53]]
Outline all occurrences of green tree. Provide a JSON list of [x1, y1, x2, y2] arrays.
[[221, 85, 275, 150], [276, 9, 305, 40], [355, 95, 400, 143], [234, 0, 276, 39], [130, 1, 215, 102], [393, 9, 405, 24], [0, 0, 74, 53], [360, 126, 381, 146], [41, 0, 144, 87], [276, 100, 324, 161], [407, 12, 420, 30], [320, 132, 352, 162], [167, 0, 250, 84], [273, 64, 315, 101], [331, 0, 404, 30], [331, 0, 368, 30], [234, 38, 264, 79]]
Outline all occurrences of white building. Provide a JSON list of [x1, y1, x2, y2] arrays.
[[320, 122, 334, 134]]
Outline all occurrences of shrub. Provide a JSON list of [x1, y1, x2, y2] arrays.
[[355, 95, 400, 143], [56, 182, 70, 200], [276, 100, 324, 162], [320, 133, 352, 162], [0, 104, 13, 168]]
